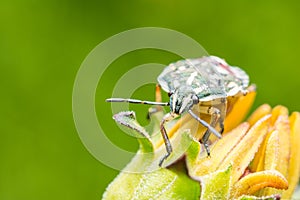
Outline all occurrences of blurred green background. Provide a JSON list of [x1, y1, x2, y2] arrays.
[[1, 0, 300, 199]]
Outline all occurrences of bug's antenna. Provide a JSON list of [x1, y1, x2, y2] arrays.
[[106, 98, 169, 106], [188, 110, 222, 139]]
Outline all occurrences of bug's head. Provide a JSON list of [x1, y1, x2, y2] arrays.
[[169, 88, 199, 114]]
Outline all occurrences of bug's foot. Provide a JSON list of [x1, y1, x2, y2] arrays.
[[220, 125, 224, 134], [159, 152, 171, 167], [203, 142, 211, 157], [220, 128, 224, 135]]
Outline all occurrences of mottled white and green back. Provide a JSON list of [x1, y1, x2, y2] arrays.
[[157, 56, 249, 102]]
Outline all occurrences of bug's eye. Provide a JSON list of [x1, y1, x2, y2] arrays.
[[192, 95, 199, 104]]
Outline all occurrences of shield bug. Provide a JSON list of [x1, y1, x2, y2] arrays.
[[106, 56, 250, 167]]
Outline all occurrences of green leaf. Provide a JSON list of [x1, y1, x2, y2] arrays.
[[102, 161, 200, 200], [184, 132, 202, 169], [198, 165, 232, 200], [113, 111, 154, 153]]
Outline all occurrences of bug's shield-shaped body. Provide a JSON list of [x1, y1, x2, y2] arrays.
[[156, 56, 249, 165], [158, 56, 249, 102]]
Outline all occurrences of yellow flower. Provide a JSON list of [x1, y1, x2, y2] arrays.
[[103, 87, 300, 200]]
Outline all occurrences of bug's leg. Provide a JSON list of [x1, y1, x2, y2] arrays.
[[159, 113, 174, 167], [218, 98, 227, 134], [188, 110, 222, 139], [219, 120, 224, 134], [199, 106, 221, 156], [199, 98, 227, 156]]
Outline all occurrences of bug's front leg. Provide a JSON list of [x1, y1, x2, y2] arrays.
[[159, 113, 174, 167], [200, 107, 221, 156]]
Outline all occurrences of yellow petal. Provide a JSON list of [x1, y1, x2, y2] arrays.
[[272, 110, 290, 178], [236, 194, 281, 200], [190, 123, 250, 177], [270, 105, 289, 125], [282, 112, 300, 199], [249, 133, 271, 172], [249, 105, 289, 173], [264, 130, 279, 170], [224, 85, 256, 133], [218, 115, 271, 184], [247, 104, 272, 126], [247, 104, 272, 172], [231, 170, 288, 198], [259, 106, 291, 196]]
